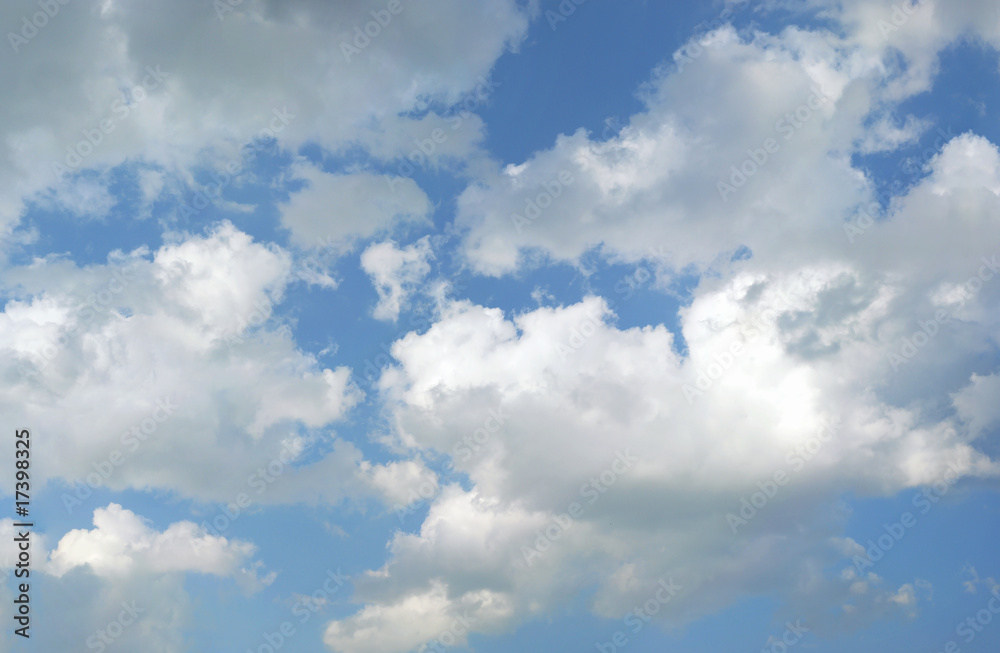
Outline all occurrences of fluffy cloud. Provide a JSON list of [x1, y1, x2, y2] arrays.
[[322, 277, 991, 649], [455, 2, 1000, 280], [456, 25, 873, 276], [1, 504, 269, 651], [0, 221, 371, 503], [320, 8, 1000, 649], [3, 1, 999, 651], [359, 458, 439, 508], [360, 238, 434, 321], [0, 0, 530, 238], [47, 503, 272, 590]]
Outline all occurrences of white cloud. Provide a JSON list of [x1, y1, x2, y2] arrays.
[[359, 459, 439, 507], [456, 25, 872, 276], [47, 503, 273, 590], [855, 113, 931, 153], [138, 167, 166, 210], [454, 2, 1000, 280], [325, 113, 1000, 645], [323, 274, 994, 649], [0, 0, 531, 239], [280, 163, 432, 250], [360, 238, 434, 321], [2, 2, 999, 651], [0, 222, 371, 503], [952, 373, 1000, 438], [1, 504, 270, 651]]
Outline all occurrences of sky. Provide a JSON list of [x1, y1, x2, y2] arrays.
[[1, 0, 1000, 652]]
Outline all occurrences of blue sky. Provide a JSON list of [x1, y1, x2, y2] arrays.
[[2, 0, 1000, 652]]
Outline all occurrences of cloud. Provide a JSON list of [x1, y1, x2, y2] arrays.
[[3, 1, 999, 651], [323, 77, 1000, 645], [360, 238, 434, 321], [325, 581, 476, 653], [280, 163, 433, 251], [0, 0, 531, 238], [855, 113, 931, 153], [0, 221, 369, 503], [456, 25, 870, 276], [47, 503, 273, 590], [1, 504, 270, 651], [359, 459, 439, 507], [454, 2, 1000, 280], [322, 271, 993, 648], [952, 373, 1000, 438]]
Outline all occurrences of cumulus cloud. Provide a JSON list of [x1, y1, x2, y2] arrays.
[[455, 2, 1000, 280], [47, 503, 273, 590], [322, 277, 993, 649], [456, 25, 869, 276], [0, 0, 530, 239], [319, 8, 1000, 649], [0, 221, 369, 502], [360, 238, 434, 321], [3, 1, 999, 651], [358, 459, 439, 508], [1, 504, 269, 651]]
